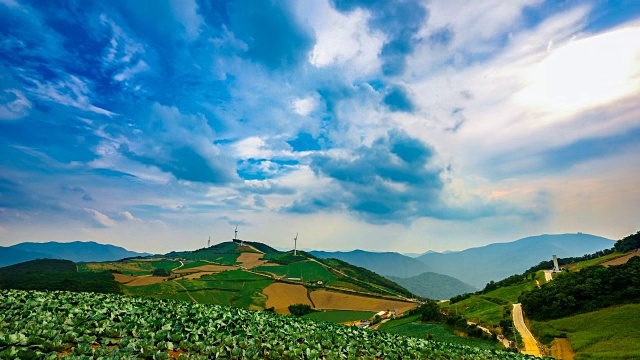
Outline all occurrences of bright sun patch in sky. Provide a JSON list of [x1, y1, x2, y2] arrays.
[[518, 25, 640, 114]]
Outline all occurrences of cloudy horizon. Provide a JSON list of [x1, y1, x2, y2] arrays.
[[1, 0, 638, 254]]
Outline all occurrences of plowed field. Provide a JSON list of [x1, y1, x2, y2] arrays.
[[180, 271, 215, 279], [113, 273, 137, 283], [601, 249, 640, 267], [237, 252, 268, 268], [124, 276, 169, 287], [310, 290, 416, 312], [174, 265, 237, 273], [263, 283, 312, 314]]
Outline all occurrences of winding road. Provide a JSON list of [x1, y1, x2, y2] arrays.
[[513, 303, 541, 356]]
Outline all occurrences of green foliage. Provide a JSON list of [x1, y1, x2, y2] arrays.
[[0, 289, 542, 359], [520, 257, 640, 320], [450, 292, 472, 304], [301, 311, 376, 323], [407, 301, 495, 341], [0, 259, 76, 273], [0, 259, 121, 294], [254, 261, 336, 284], [614, 231, 640, 253], [288, 304, 314, 316], [531, 304, 640, 359], [384, 323, 496, 350], [240, 241, 281, 254], [262, 252, 310, 265], [152, 268, 171, 276]]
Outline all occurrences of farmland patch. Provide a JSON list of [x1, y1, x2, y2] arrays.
[[310, 290, 416, 313], [263, 282, 312, 314]]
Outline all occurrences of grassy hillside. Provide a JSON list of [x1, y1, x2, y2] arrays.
[[387, 272, 477, 300], [531, 304, 640, 359]]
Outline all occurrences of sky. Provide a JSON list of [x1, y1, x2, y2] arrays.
[[0, 0, 639, 254]]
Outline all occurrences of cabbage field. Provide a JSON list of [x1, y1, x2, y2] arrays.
[[0, 289, 545, 359]]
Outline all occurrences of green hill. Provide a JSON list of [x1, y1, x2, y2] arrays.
[[0, 259, 120, 294], [387, 272, 477, 300]]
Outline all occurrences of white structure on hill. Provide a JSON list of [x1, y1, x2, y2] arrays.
[[294, 233, 298, 256], [552, 255, 560, 272]]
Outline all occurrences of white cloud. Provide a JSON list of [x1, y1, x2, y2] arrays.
[[113, 59, 150, 82], [28, 75, 113, 116], [121, 211, 142, 223], [83, 208, 116, 228], [0, 89, 31, 120], [169, 0, 204, 41], [298, 0, 384, 75], [291, 96, 318, 116]]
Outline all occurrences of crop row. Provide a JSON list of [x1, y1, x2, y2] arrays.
[[0, 289, 543, 359]]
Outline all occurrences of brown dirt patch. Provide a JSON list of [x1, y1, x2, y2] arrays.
[[551, 338, 575, 360], [237, 252, 268, 268], [310, 290, 417, 312], [180, 271, 215, 280], [113, 273, 137, 283], [263, 282, 312, 314], [174, 264, 237, 273], [601, 249, 640, 267], [124, 275, 169, 287]]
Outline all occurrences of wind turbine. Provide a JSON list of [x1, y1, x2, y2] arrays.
[[294, 233, 298, 256], [208, 236, 210, 248]]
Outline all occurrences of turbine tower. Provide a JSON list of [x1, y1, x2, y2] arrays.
[[208, 236, 210, 248], [294, 233, 298, 256]]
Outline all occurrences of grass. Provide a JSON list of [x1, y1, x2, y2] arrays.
[[301, 310, 376, 323], [377, 315, 420, 331], [483, 280, 536, 303], [384, 322, 497, 350], [531, 304, 640, 359], [566, 252, 625, 271], [177, 260, 211, 270], [79, 259, 181, 276], [441, 297, 505, 327], [254, 261, 336, 284]]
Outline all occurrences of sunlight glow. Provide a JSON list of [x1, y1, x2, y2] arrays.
[[517, 26, 640, 113]]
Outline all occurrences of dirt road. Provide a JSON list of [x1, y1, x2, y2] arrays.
[[544, 270, 553, 282], [551, 338, 575, 360], [513, 303, 541, 356]]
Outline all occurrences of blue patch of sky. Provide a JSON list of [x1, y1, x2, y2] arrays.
[[383, 86, 414, 113], [287, 132, 322, 152]]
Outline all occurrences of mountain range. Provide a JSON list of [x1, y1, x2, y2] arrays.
[[386, 272, 477, 300], [312, 233, 614, 288], [0, 241, 150, 267]]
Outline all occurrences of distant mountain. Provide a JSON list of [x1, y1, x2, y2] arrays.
[[416, 233, 614, 288], [309, 249, 427, 277], [0, 241, 150, 267], [386, 272, 477, 300]]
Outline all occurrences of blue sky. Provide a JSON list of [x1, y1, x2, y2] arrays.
[[0, 0, 638, 253]]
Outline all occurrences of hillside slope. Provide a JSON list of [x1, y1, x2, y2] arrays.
[[417, 233, 613, 287], [310, 249, 427, 277], [387, 272, 477, 300], [3, 241, 149, 266]]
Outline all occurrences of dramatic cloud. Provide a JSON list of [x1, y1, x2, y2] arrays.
[[0, 0, 638, 253]]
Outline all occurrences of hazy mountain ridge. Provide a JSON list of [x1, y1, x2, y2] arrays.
[[0, 241, 150, 267], [386, 272, 477, 300], [309, 249, 427, 278], [416, 233, 614, 288]]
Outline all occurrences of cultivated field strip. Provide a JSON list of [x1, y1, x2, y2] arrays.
[[0, 289, 545, 359]]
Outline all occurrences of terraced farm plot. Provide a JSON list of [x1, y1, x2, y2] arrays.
[[442, 297, 504, 327], [180, 271, 215, 279], [112, 273, 136, 284], [310, 290, 416, 313], [174, 264, 237, 273], [601, 249, 640, 267], [79, 259, 181, 276], [263, 282, 312, 314], [254, 260, 336, 284], [237, 252, 268, 268], [123, 275, 169, 287]]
